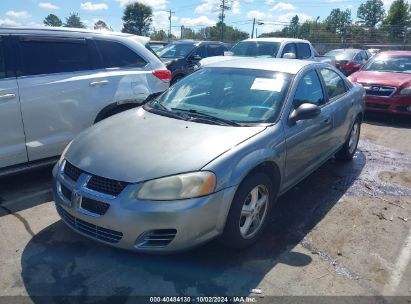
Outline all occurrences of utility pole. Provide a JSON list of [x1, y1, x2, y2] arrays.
[[168, 9, 175, 42], [181, 25, 184, 39], [219, 0, 231, 42], [251, 18, 255, 38]]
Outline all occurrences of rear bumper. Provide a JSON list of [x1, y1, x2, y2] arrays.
[[365, 95, 411, 115]]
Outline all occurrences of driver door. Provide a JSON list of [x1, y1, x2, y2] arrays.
[[283, 69, 335, 189]]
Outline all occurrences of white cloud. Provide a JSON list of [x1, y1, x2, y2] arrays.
[[259, 12, 312, 33], [180, 16, 216, 27], [195, 0, 240, 15], [38, 2, 59, 9], [244, 0, 254, 2], [246, 10, 266, 19], [276, 12, 312, 23], [152, 10, 178, 30], [0, 18, 20, 26], [270, 2, 296, 11], [80, 2, 109, 11], [116, 0, 167, 9], [6, 11, 31, 19], [382, 0, 394, 10], [264, 0, 275, 5]]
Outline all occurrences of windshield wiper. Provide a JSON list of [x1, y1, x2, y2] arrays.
[[171, 108, 240, 126], [147, 100, 190, 120]]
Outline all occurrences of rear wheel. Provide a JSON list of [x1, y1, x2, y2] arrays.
[[221, 172, 276, 249], [335, 118, 361, 161]]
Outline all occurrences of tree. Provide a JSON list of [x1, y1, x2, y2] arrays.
[[383, 0, 411, 39], [325, 8, 352, 43], [122, 2, 152, 36], [289, 15, 300, 37], [43, 14, 62, 27], [201, 22, 248, 42], [150, 29, 168, 40], [94, 20, 111, 31], [64, 13, 86, 28], [357, 0, 385, 28]]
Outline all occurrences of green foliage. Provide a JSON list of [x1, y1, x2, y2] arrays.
[[383, 0, 411, 38], [64, 13, 86, 28], [122, 2, 153, 36], [43, 14, 62, 27], [150, 29, 168, 40], [94, 20, 111, 31], [289, 15, 300, 38], [357, 0, 385, 28]]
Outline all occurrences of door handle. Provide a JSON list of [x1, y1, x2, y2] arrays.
[[323, 117, 331, 124], [89, 80, 109, 86], [0, 93, 16, 101]]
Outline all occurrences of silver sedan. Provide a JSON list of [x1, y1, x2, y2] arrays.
[[52, 58, 365, 252]]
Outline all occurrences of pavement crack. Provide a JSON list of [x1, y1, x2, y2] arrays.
[[0, 205, 35, 237]]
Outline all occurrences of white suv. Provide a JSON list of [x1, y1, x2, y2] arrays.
[[0, 27, 170, 175]]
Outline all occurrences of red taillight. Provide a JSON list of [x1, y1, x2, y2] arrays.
[[340, 61, 355, 70], [152, 69, 171, 81]]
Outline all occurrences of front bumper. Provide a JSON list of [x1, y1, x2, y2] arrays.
[[52, 162, 236, 253], [365, 95, 411, 115]]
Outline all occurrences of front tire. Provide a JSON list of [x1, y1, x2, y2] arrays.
[[335, 118, 361, 161], [221, 172, 276, 249]]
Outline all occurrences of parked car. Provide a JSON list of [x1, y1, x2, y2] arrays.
[[200, 38, 335, 66], [0, 26, 170, 176], [148, 40, 168, 53], [325, 49, 371, 76], [367, 48, 381, 57], [53, 58, 365, 253], [349, 51, 411, 115], [158, 40, 226, 84]]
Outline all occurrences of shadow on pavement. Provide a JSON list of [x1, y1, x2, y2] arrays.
[[364, 112, 411, 129], [20, 150, 366, 299]]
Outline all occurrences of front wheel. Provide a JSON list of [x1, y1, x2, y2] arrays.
[[335, 118, 361, 161], [221, 172, 276, 249]]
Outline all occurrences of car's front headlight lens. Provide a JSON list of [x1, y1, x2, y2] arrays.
[[135, 171, 216, 201], [400, 87, 411, 95]]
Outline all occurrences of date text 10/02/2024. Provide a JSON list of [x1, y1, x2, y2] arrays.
[[149, 296, 258, 303]]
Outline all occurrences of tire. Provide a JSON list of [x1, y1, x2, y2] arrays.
[[335, 118, 361, 161], [221, 172, 276, 249]]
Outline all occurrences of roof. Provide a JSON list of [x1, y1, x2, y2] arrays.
[[326, 49, 363, 53], [204, 58, 316, 75], [377, 51, 411, 56], [243, 37, 310, 43], [169, 40, 224, 45]]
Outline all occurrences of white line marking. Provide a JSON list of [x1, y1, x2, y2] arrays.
[[0, 189, 52, 208], [383, 226, 411, 295]]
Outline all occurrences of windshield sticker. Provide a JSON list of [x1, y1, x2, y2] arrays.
[[251, 78, 284, 92]]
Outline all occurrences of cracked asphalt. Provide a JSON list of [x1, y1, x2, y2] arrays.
[[0, 112, 410, 303]]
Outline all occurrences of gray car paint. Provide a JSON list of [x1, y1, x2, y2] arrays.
[[54, 58, 365, 252]]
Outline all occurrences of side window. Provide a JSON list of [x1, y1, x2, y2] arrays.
[[95, 40, 147, 68], [293, 70, 325, 108], [281, 43, 297, 58], [19, 38, 91, 76], [208, 44, 224, 57], [0, 39, 5, 79], [320, 68, 347, 101], [353, 53, 362, 64], [193, 45, 207, 58], [297, 43, 312, 59]]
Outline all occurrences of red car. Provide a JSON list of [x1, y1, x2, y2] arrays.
[[349, 51, 411, 115]]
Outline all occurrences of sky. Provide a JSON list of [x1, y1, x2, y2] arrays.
[[0, 0, 397, 37]]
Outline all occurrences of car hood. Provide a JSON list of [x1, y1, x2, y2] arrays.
[[350, 70, 411, 87], [199, 55, 244, 67], [65, 108, 266, 183]]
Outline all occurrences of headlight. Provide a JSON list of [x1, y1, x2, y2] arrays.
[[400, 87, 411, 95], [134, 171, 216, 201]]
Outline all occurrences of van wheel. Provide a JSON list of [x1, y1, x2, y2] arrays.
[[336, 118, 361, 161], [221, 172, 275, 249]]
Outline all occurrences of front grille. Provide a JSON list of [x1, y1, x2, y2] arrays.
[[60, 184, 72, 200], [64, 161, 83, 182], [56, 204, 123, 243], [136, 229, 177, 248], [81, 197, 110, 215], [366, 102, 390, 109], [87, 175, 129, 196], [396, 106, 411, 112], [364, 85, 395, 97]]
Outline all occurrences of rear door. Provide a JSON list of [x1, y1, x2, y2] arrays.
[[15, 35, 111, 161], [296, 43, 312, 59], [0, 35, 27, 168], [207, 44, 224, 57]]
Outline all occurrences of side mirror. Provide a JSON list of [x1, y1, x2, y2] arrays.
[[189, 54, 202, 61], [283, 52, 297, 59], [288, 103, 321, 125]]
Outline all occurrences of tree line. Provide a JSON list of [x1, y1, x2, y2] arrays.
[[43, 0, 411, 44]]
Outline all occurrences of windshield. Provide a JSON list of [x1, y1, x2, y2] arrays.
[[158, 43, 196, 58], [325, 50, 357, 60], [231, 41, 281, 57], [148, 67, 292, 124], [363, 54, 411, 73]]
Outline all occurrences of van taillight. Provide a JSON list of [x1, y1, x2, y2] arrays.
[[152, 70, 171, 81]]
